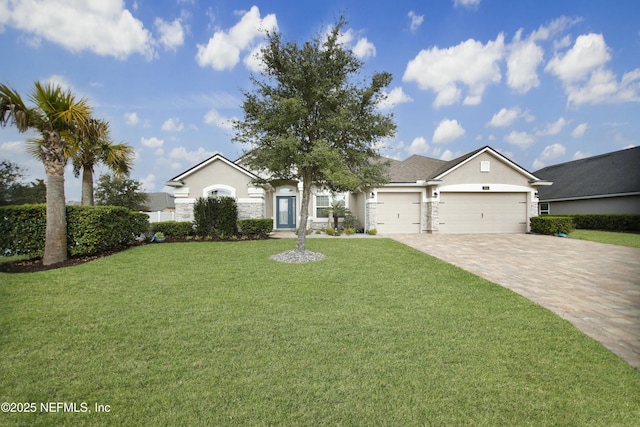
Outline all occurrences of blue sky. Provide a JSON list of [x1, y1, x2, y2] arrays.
[[1, 0, 639, 200]]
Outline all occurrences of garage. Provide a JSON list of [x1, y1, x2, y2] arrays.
[[438, 192, 527, 234], [376, 192, 421, 234]]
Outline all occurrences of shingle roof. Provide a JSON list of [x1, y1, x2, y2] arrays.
[[387, 154, 448, 182], [145, 192, 175, 211], [534, 146, 640, 200]]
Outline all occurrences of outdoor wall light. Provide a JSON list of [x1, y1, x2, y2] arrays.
[[433, 192, 438, 197]]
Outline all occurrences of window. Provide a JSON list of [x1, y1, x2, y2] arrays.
[[207, 188, 232, 198], [539, 203, 550, 215], [316, 194, 345, 218], [480, 161, 490, 172], [316, 195, 330, 217]]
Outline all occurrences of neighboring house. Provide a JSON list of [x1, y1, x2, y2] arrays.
[[143, 192, 176, 222], [165, 146, 551, 234], [534, 146, 640, 215]]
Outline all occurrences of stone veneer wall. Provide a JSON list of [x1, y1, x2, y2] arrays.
[[426, 200, 439, 233], [175, 201, 195, 223], [365, 200, 377, 231], [237, 201, 264, 220]]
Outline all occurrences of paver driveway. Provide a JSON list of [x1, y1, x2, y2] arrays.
[[389, 233, 640, 371]]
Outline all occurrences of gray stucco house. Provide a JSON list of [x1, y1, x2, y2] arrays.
[[534, 146, 640, 215]]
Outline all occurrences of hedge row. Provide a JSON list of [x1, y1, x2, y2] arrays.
[[530, 216, 575, 235], [550, 214, 640, 232], [0, 204, 149, 257], [151, 221, 194, 238], [531, 214, 640, 235], [238, 218, 273, 236]]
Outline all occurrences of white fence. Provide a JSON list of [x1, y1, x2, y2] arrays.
[[144, 211, 176, 223]]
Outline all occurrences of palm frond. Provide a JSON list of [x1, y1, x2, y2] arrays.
[[0, 83, 32, 132]]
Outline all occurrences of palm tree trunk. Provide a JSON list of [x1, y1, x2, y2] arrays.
[[42, 130, 67, 266], [81, 165, 94, 206], [43, 174, 67, 265]]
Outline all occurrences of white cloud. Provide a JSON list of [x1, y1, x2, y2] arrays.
[[407, 136, 429, 155], [1, 0, 155, 60], [536, 117, 568, 136], [196, 6, 277, 71], [140, 173, 156, 192], [327, 26, 376, 60], [0, 140, 26, 154], [378, 87, 413, 110], [169, 146, 217, 164], [565, 68, 640, 106], [546, 33, 610, 82], [504, 130, 535, 148], [533, 143, 566, 169], [506, 30, 544, 93], [203, 109, 236, 130], [403, 34, 504, 107], [572, 150, 592, 160], [571, 122, 589, 138], [453, 0, 480, 8], [141, 137, 164, 148], [161, 118, 184, 132], [439, 149, 457, 161], [243, 43, 266, 73], [124, 112, 140, 126], [432, 119, 465, 144], [352, 37, 376, 59], [487, 106, 521, 127], [408, 11, 424, 33], [155, 17, 185, 52], [544, 33, 640, 106]]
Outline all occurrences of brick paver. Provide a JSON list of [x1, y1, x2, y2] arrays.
[[389, 233, 640, 371]]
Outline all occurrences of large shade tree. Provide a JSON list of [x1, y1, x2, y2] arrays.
[[0, 82, 92, 265], [233, 17, 396, 254]]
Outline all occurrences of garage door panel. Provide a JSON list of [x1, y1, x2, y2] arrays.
[[377, 193, 421, 234], [439, 193, 526, 234]]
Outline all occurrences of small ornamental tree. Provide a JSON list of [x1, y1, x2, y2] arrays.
[[233, 17, 396, 255]]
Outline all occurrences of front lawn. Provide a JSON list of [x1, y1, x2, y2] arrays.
[[569, 229, 640, 248], [1, 239, 639, 426]]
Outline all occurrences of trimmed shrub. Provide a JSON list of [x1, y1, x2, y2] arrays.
[[151, 221, 194, 237], [67, 206, 149, 256], [530, 216, 575, 235], [366, 228, 378, 235], [0, 204, 46, 256], [193, 197, 238, 237], [0, 205, 149, 257], [238, 218, 273, 237], [554, 214, 640, 232]]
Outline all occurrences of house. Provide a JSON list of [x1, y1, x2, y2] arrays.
[[165, 146, 551, 234], [143, 192, 176, 222], [534, 146, 640, 215]]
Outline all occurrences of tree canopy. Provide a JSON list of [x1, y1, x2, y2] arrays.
[[95, 174, 149, 211], [233, 17, 396, 254]]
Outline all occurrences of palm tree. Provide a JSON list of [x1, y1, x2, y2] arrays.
[[70, 119, 135, 206], [0, 82, 92, 265]]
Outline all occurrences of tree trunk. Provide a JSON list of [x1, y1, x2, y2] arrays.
[[43, 174, 67, 265], [81, 165, 94, 206], [42, 130, 68, 266], [296, 175, 312, 253]]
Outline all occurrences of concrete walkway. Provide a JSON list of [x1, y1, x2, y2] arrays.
[[388, 234, 640, 371]]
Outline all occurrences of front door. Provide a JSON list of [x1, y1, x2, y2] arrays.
[[276, 196, 296, 229]]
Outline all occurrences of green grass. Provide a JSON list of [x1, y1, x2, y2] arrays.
[[1, 239, 639, 426], [569, 229, 640, 248]]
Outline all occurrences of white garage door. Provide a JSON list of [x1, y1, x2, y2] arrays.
[[376, 192, 421, 234], [439, 192, 527, 234]]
